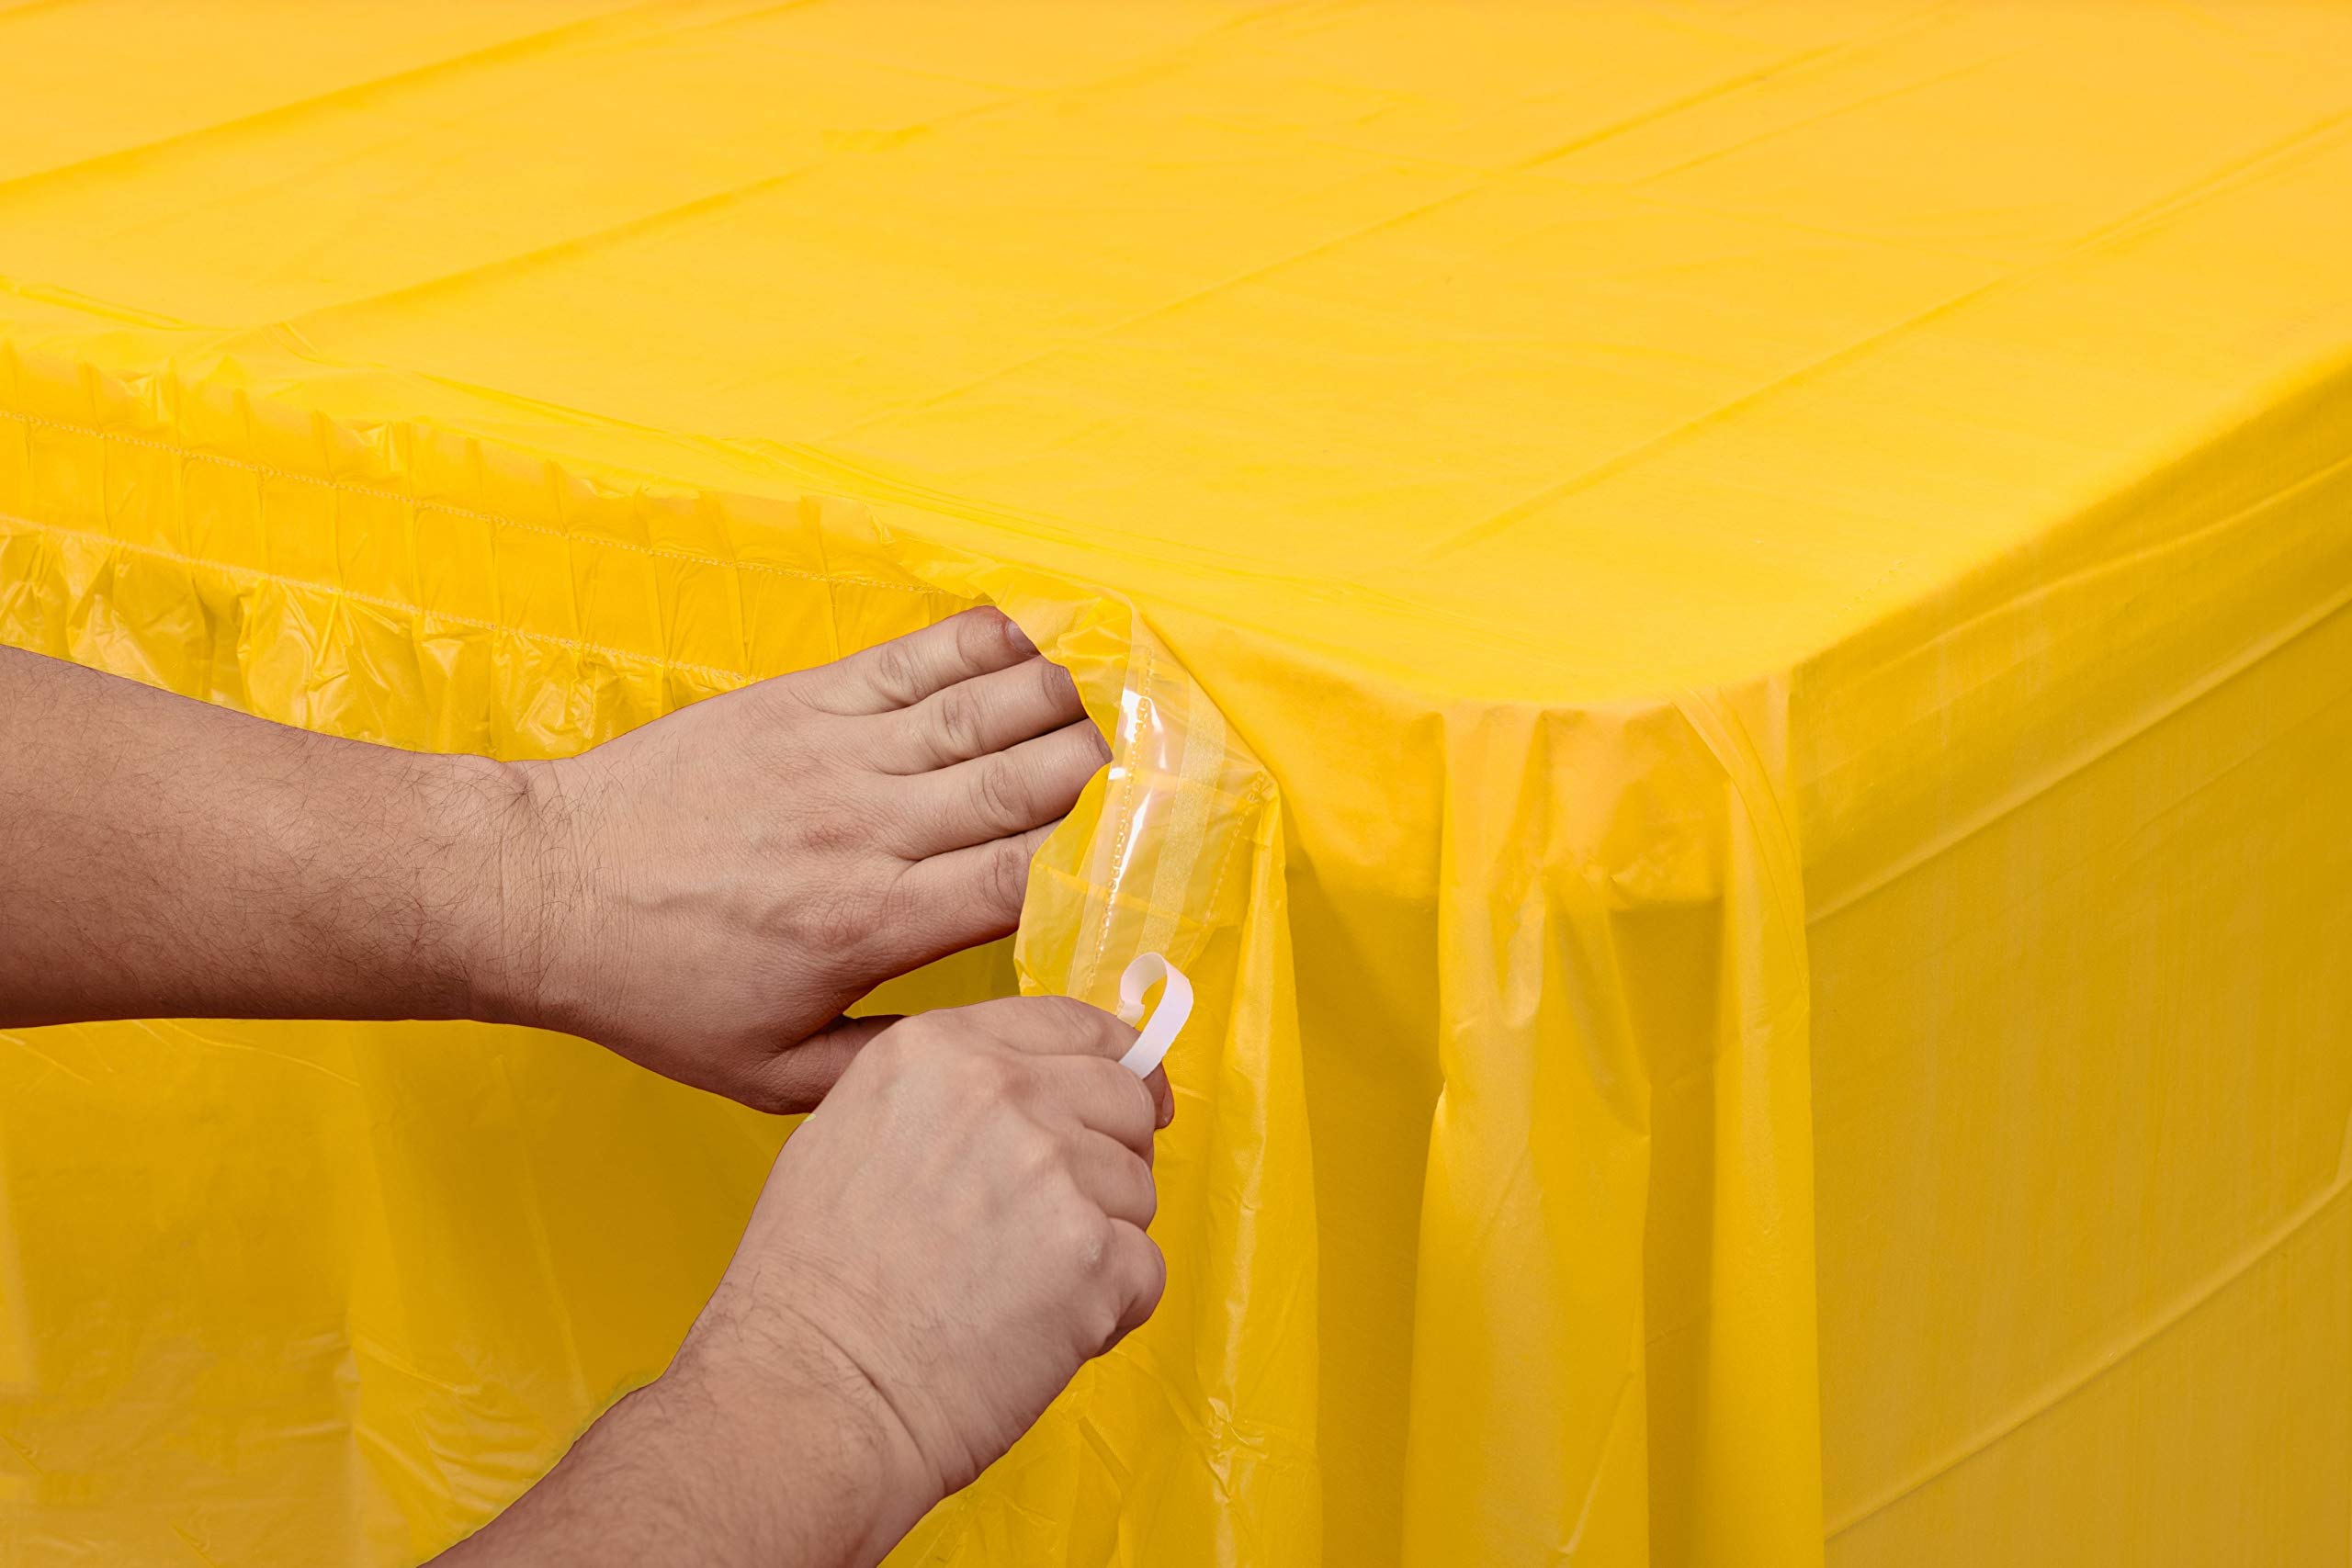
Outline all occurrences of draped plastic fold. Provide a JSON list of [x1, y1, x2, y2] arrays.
[[3, 6, 2350, 1565]]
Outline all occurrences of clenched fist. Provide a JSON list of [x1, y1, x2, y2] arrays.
[[710, 997, 1170, 1503], [435, 998, 1171, 1568]]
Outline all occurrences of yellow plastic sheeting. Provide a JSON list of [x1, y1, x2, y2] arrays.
[[3, 3, 2351, 1563]]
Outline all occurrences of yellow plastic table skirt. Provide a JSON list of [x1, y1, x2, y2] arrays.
[[4, 5, 2351, 1564]]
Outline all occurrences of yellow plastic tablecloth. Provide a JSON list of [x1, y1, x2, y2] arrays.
[[4, 5, 2350, 1564]]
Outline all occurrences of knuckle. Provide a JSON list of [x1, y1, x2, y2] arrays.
[[988, 837, 1034, 917], [1028, 993, 1115, 1049], [982, 1052, 1028, 1102], [1112, 1238, 1163, 1343], [1060, 1206, 1114, 1275], [973, 756, 1027, 827], [874, 640, 922, 704], [1010, 1121, 1063, 1180], [933, 683, 987, 760], [981, 1114, 1056, 1188], [1085, 998, 1136, 1050], [1023, 993, 1084, 1023]]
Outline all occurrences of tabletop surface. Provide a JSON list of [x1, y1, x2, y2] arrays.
[[7, 0, 2351, 704]]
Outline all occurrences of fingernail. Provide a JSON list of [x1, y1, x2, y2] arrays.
[[1001, 615, 1037, 655]]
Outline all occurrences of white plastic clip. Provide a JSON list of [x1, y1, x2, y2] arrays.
[[1114, 953, 1193, 1078]]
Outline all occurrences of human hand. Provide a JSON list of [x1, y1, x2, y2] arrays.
[[488, 609, 1111, 1111], [684, 998, 1170, 1540], [430, 997, 1169, 1568]]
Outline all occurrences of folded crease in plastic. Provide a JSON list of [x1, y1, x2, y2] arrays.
[[5, 6, 2352, 1564], [0, 338, 1320, 1567]]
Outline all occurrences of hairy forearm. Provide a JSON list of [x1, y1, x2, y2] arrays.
[[0, 644, 530, 1029]]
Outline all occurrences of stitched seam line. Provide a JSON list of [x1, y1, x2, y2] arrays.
[[0, 511, 753, 686], [0, 407, 933, 596]]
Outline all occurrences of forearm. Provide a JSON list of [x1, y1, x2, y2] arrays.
[[435, 1326, 922, 1568], [0, 644, 531, 1029]]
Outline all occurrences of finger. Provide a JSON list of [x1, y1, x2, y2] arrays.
[[954, 995, 1138, 1064], [797, 608, 1035, 716], [879, 823, 1053, 970], [1032, 1055, 1157, 1160], [1065, 1133, 1156, 1229], [1143, 1065, 1174, 1130], [896, 720, 1109, 857], [1103, 1221, 1167, 1348], [742, 1013, 900, 1115], [881, 655, 1088, 773]]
